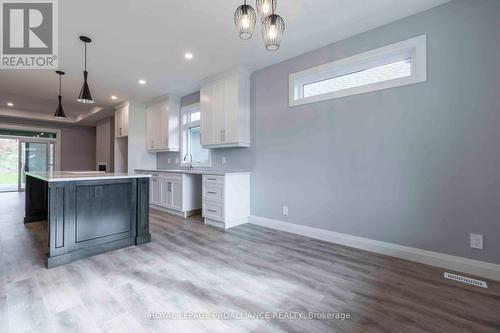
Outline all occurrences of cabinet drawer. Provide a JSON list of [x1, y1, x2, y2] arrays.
[[203, 175, 224, 185], [203, 184, 224, 202], [203, 201, 224, 222]]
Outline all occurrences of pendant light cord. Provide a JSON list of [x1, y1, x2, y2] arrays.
[[84, 42, 87, 71], [59, 74, 61, 95]]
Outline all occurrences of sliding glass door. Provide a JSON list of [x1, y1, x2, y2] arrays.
[[0, 127, 57, 192], [19, 140, 53, 191], [0, 138, 19, 192]]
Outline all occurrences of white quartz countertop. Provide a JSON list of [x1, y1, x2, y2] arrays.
[[26, 171, 151, 182], [135, 169, 251, 175]]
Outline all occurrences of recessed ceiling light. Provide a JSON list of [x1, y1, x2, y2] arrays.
[[138, 79, 146, 85], [7, 102, 14, 107], [111, 95, 117, 100], [184, 52, 193, 60]]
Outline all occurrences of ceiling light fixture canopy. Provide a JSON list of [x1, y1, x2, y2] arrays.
[[77, 36, 94, 104], [54, 71, 66, 118], [256, 0, 276, 22], [234, 0, 256, 40]]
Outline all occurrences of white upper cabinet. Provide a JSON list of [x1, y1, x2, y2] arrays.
[[115, 103, 129, 138], [146, 96, 180, 152], [200, 70, 250, 148]]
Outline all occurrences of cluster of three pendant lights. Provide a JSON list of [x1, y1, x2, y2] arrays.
[[234, 0, 285, 51], [54, 36, 93, 118]]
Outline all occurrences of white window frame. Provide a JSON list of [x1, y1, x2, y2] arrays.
[[180, 103, 211, 168], [289, 34, 427, 107]]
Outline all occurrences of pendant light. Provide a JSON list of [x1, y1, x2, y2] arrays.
[[54, 71, 66, 118], [256, 0, 276, 22], [262, 5, 285, 51], [234, 0, 256, 40], [77, 36, 94, 104]]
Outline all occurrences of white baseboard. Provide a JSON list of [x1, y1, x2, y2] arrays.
[[150, 205, 186, 218], [249, 215, 500, 282]]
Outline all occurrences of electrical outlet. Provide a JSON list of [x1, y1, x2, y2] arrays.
[[175, 158, 179, 164], [221, 156, 226, 165], [282, 205, 289, 216], [470, 233, 484, 250], [167, 158, 171, 164]]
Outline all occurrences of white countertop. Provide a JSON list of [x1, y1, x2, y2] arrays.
[[135, 168, 251, 175], [26, 171, 151, 182]]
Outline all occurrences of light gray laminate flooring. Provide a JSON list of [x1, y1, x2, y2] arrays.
[[1, 192, 499, 333]]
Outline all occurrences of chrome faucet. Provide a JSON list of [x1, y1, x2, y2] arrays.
[[183, 153, 193, 171]]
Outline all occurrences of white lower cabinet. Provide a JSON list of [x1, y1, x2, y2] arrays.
[[151, 175, 161, 205], [145, 172, 201, 217], [136, 170, 250, 228], [202, 174, 250, 229]]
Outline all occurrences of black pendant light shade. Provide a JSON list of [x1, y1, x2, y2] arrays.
[[256, 0, 276, 22], [262, 13, 285, 51], [234, 1, 256, 40], [54, 71, 66, 118], [77, 36, 94, 104], [78, 70, 93, 103]]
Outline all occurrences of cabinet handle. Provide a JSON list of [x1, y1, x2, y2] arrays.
[[207, 209, 217, 213], [168, 182, 172, 192], [207, 178, 217, 181], [222, 129, 226, 141], [207, 191, 217, 194]]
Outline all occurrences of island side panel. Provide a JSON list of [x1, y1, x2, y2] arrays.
[[46, 178, 147, 268], [48, 182, 71, 260], [136, 177, 151, 244], [24, 175, 48, 223]]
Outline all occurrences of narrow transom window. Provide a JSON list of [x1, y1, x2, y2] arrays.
[[289, 35, 427, 106]]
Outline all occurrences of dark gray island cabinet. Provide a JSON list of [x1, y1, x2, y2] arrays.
[[24, 171, 151, 268]]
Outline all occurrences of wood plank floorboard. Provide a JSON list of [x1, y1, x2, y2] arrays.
[[0, 192, 499, 332]]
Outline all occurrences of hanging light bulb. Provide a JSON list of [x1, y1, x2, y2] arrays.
[[77, 36, 94, 104], [54, 71, 66, 118], [234, 0, 256, 40], [262, 12, 285, 51], [256, 0, 276, 22]]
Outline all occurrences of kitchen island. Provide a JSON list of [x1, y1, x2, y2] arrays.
[[24, 171, 151, 268]]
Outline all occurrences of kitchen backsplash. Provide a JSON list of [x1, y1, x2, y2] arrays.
[[156, 146, 254, 171]]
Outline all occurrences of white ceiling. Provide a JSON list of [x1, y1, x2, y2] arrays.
[[0, 0, 450, 125]]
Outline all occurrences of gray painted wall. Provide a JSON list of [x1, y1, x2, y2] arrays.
[[96, 117, 114, 171], [0, 117, 96, 171], [158, 0, 500, 265]]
